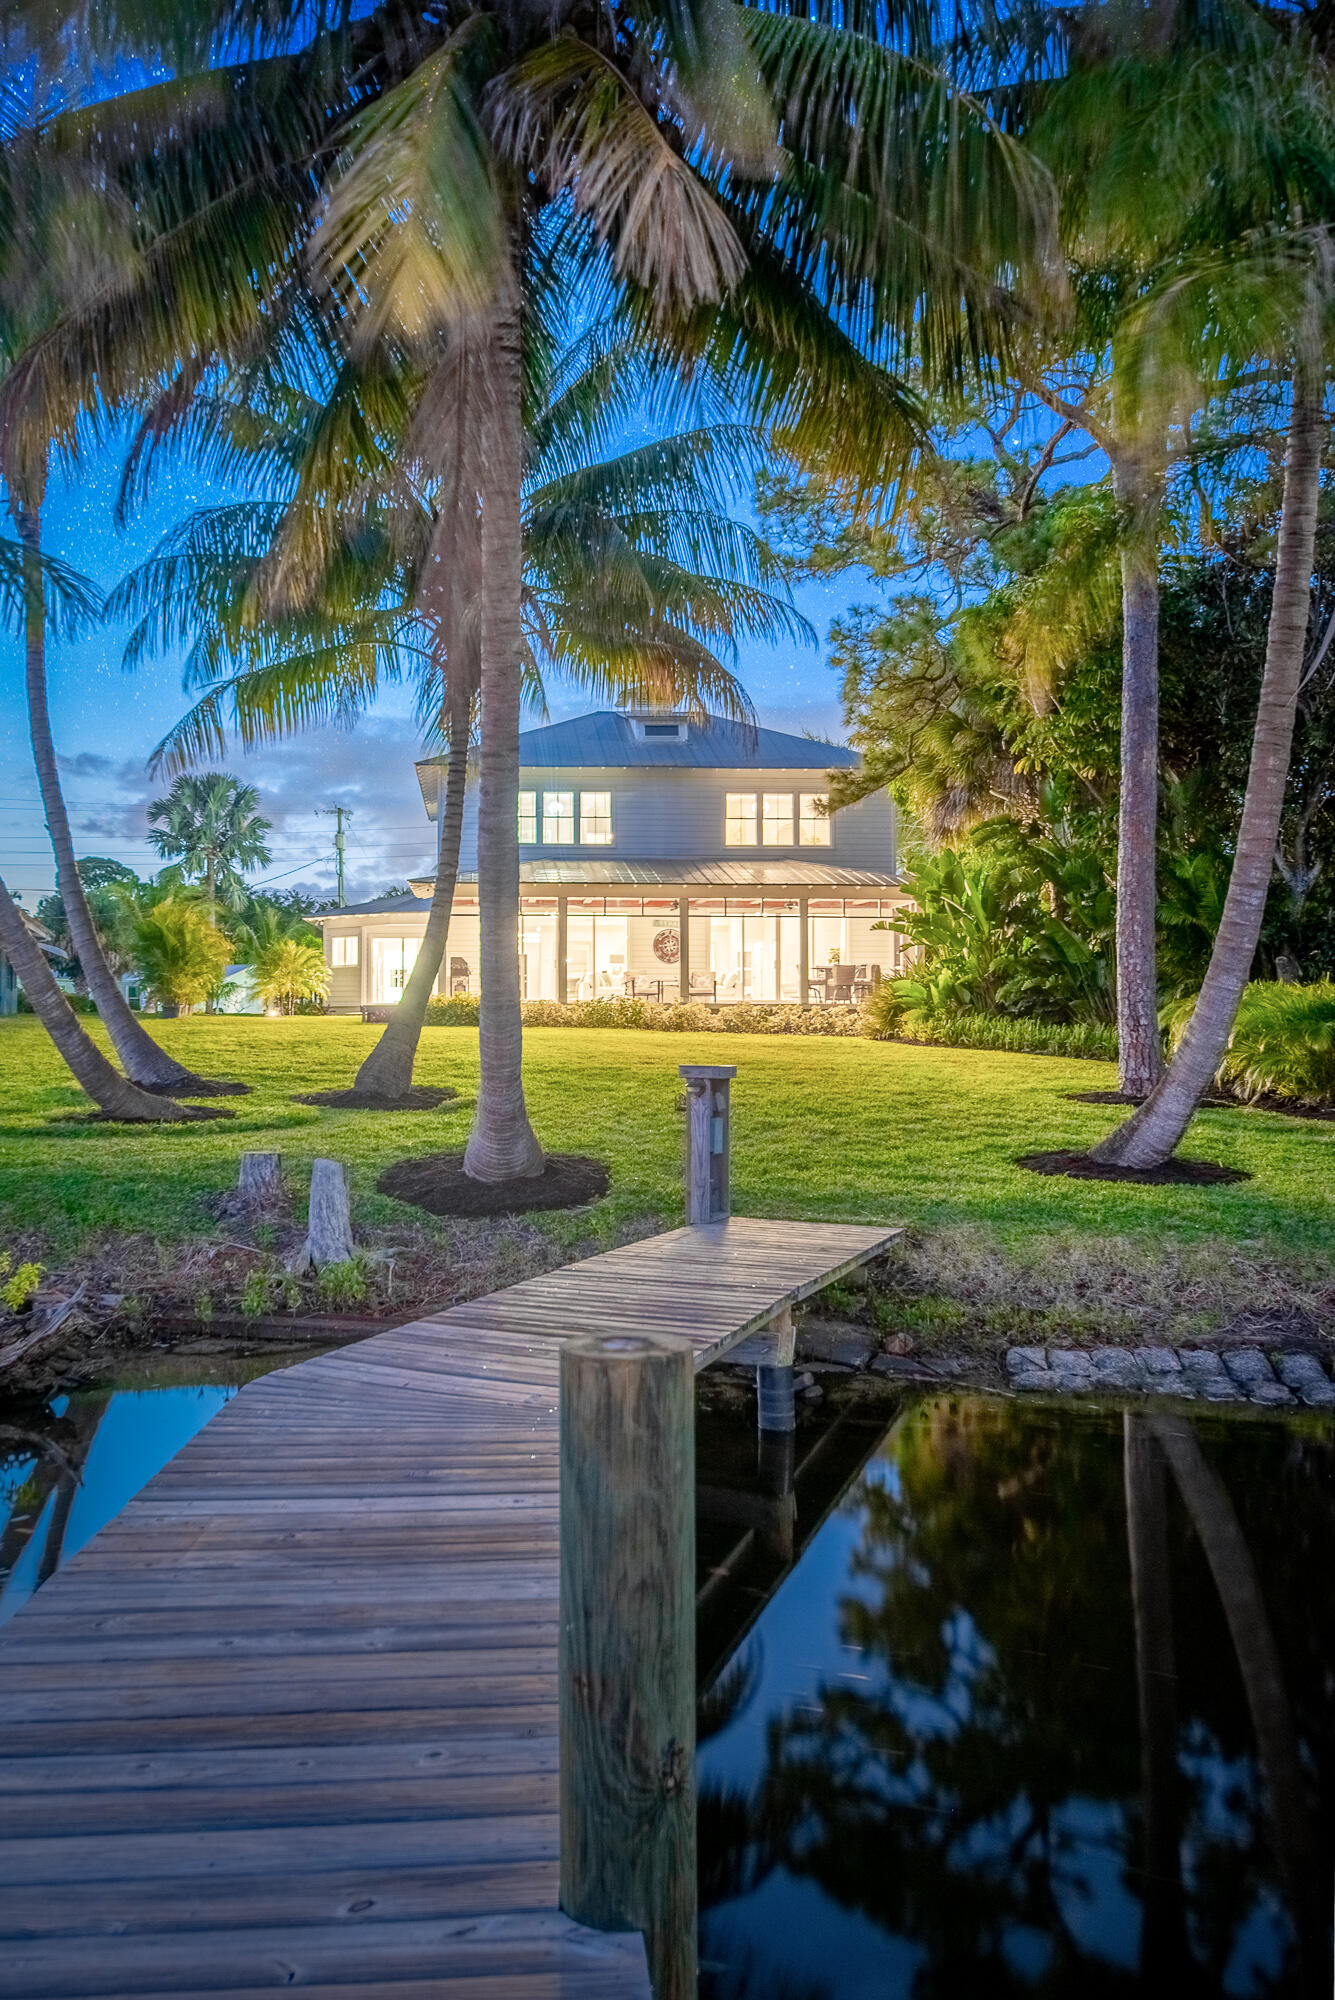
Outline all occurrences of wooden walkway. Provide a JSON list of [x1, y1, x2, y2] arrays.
[[0, 1217, 898, 2000]]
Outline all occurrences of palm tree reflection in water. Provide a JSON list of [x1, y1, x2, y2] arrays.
[[697, 1396, 1334, 2000]]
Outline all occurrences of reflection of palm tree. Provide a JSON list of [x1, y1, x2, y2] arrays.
[[0, 1397, 107, 1607], [1150, 1416, 1320, 1998], [1122, 1413, 1192, 1991]]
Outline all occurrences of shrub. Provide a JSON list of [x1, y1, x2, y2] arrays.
[[1166, 979, 1335, 1105], [867, 988, 1117, 1061], [128, 896, 231, 1011], [315, 1256, 371, 1310], [0, 1251, 43, 1312], [426, 994, 864, 1035], [251, 938, 331, 1015], [425, 993, 481, 1026]]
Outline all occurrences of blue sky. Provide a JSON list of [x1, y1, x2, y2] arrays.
[[0, 426, 855, 908]]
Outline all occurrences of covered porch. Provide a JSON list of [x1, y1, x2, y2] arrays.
[[337, 862, 909, 1010]]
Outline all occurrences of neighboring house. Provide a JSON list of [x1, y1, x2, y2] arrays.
[[318, 709, 909, 1011], [0, 911, 66, 1016], [214, 964, 265, 1015]]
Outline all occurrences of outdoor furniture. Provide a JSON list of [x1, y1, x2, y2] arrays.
[[627, 976, 665, 1001], [828, 964, 857, 1001], [807, 968, 831, 1003], [688, 972, 717, 1001]]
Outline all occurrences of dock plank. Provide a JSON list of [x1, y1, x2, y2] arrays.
[[0, 1215, 897, 1998]]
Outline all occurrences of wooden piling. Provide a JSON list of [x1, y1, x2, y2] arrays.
[[679, 1063, 735, 1225], [559, 1330, 697, 2000]]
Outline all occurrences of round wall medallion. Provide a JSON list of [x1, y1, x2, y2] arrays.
[[653, 928, 681, 965]]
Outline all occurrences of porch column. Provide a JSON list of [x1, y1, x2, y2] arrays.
[[677, 896, 690, 1001], [358, 929, 368, 1009], [557, 896, 568, 1003], [798, 897, 809, 1003]]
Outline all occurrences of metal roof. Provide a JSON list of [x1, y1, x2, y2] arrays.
[[415, 710, 857, 814], [392, 860, 904, 897], [314, 893, 427, 921]]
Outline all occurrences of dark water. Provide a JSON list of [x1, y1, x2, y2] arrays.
[[0, 1354, 310, 1625], [696, 1393, 1335, 2000]]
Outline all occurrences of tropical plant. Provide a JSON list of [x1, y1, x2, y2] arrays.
[[146, 772, 273, 920], [1165, 979, 1335, 1108], [35, 857, 141, 986], [0, 80, 218, 1102], [0, 875, 198, 1119], [125, 896, 232, 1015], [115, 335, 806, 1106], [250, 937, 330, 1016], [884, 827, 1116, 1027]]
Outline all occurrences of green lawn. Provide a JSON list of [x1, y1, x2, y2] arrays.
[[1, 1014, 1332, 1256]]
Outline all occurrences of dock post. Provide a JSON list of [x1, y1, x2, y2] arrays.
[[559, 1331, 697, 2000], [756, 1301, 796, 1437], [679, 1063, 736, 1224]]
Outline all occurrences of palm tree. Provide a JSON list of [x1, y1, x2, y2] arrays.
[[1093, 258, 1331, 1166], [11, 0, 1051, 1175], [146, 773, 273, 921], [0, 878, 199, 1119], [0, 85, 234, 1099], [114, 337, 803, 1100]]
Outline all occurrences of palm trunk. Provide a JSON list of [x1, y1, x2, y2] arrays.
[[353, 681, 472, 1099], [1122, 1414, 1189, 1981], [0, 874, 194, 1121], [1109, 453, 1164, 1099], [1092, 350, 1324, 1166], [1151, 1416, 1318, 1993], [204, 860, 216, 1013], [463, 297, 544, 1182], [18, 504, 210, 1095]]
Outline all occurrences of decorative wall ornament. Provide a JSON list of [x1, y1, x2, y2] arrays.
[[653, 929, 681, 965]]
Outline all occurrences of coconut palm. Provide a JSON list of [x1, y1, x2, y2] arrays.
[[146, 773, 273, 921], [0, 82, 247, 1099], [8, 0, 1052, 1173], [113, 335, 805, 1100], [0, 878, 200, 1119]]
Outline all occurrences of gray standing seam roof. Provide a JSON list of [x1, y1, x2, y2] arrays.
[[418, 708, 856, 783]]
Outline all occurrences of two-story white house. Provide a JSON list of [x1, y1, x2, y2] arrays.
[[318, 709, 909, 1011]]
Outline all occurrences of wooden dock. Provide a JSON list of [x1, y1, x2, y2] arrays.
[[0, 1216, 898, 2000]]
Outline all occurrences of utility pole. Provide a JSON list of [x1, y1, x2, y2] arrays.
[[319, 805, 352, 906]]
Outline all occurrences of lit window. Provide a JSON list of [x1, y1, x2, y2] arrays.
[[580, 791, 613, 845], [543, 791, 574, 843], [518, 791, 537, 843], [724, 793, 758, 846], [331, 934, 359, 967], [762, 793, 794, 845], [799, 794, 832, 846]]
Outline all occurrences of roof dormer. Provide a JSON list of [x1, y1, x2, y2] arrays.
[[627, 712, 690, 744]]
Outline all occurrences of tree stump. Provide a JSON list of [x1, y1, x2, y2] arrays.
[[289, 1158, 356, 1273], [236, 1152, 283, 1211]]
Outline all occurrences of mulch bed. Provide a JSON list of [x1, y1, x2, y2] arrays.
[[293, 1086, 460, 1112], [1069, 1087, 1335, 1123], [378, 1151, 609, 1218], [1019, 1148, 1250, 1187], [140, 1077, 253, 1097]]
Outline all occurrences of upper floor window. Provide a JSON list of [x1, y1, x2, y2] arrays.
[[799, 793, 832, 846], [724, 793, 758, 846], [762, 793, 794, 846], [518, 790, 537, 843], [330, 934, 359, 967], [580, 791, 613, 844], [543, 790, 574, 843]]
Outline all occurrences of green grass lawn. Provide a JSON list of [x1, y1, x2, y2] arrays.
[[0, 1015, 1331, 1336]]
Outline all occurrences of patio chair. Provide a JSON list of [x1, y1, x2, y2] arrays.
[[829, 964, 857, 1001], [688, 972, 717, 1001], [807, 967, 831, 1003]]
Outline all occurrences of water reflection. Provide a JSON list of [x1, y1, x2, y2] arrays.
[[0, 1372, 250, 1623], [698, 1395, 1334, 1999]]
